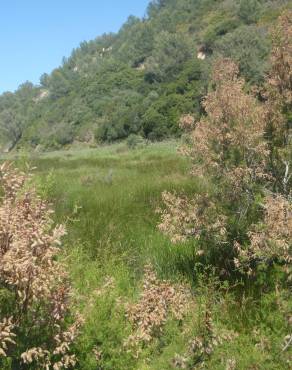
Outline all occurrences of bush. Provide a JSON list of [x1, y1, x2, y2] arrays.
[[55, 124, 74, 146], [142, 107, 168, 140], [158, 12, 292, 278], [126, 134, 144, 149], [238, 0, 261, 24], [0, 164, 82, 369]]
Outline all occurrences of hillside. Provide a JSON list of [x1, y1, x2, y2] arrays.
[[0, 0, 291, 152]]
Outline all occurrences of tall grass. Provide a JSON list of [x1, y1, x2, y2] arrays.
[[1, 141, 289, 369], [29, 142, 197, 276]]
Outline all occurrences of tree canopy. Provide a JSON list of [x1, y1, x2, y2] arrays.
[[0, 0, 290, 151]]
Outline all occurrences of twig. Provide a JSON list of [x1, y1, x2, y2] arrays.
[[282, 334, 292, 352]]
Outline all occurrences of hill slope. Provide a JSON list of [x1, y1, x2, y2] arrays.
[[0, 0, 290, 151]]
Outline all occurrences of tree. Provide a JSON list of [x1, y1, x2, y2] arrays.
[[117, 21, 154, 67], [142, 107, 167, 140], [147, 0, 169, 18], [49, 70, 70, 99], [40, 73, 50, 88], [0, 110, 23, 149], [158, 12, 292, 276], [264, 12, 292, 195], [145, 31, 192, 82], [214, 25, 270, 83]]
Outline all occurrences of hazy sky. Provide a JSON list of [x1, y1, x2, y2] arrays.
[[0, 0, 150, 94]]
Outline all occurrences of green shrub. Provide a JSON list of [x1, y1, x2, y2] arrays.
[[126, 134, 145, 149]]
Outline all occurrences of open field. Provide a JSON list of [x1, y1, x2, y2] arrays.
[[0, 141, 290, 369], [28, 140, 197, 278]]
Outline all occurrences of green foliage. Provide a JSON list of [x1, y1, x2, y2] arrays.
[[142, 107, 168, 139], [0, 0, 286, 151], [145, 31, 192, 82], [214, 25, 270, 83], [126, 134, 145, 149], [238, 0, 261, 24], [202, 17, 238, 48]]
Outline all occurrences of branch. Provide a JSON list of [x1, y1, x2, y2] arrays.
[[282, 160, 291, 194], [282, 334, 292, 352]]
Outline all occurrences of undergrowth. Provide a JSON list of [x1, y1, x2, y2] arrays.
[[0, 140, 289, 369]]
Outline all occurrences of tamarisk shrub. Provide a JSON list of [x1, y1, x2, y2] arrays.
[[172, 272, 238, 369], [0, 318, 15, 357], [158, 12, 292, 276], [158, 192, 227, 246], [180, 58, 269, 193], [172, 317, 237, 369], [158, 58, 269, 267], [0, 163, 83, 369], [264, 12, 292, 195], [235, 12, 292, 273], [125, 265, 190, 355], [235, 194, 292, 275]]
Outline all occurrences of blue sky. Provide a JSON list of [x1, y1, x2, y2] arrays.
[[0, 0, 150, 94]]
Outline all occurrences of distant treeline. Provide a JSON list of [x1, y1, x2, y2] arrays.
[[0, 0, 290, 151]]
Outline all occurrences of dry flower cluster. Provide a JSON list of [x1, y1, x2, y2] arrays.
[[0, 318, 15, 357], [159, 56, 271, 250], [180, 58, 269, 191], [158, 191, 226, 245], [268, 13, 292, 109], [235, 194, 292, 274], [0, 163, 82, 369], [125, 265, 190, 352], [158, 12, 292, 275], [264, 13, 292, 196]]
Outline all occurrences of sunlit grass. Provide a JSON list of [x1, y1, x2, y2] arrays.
[[1, 141, 289, 369]]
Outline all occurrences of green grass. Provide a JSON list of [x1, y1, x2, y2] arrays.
[[1, 141, 290, 369], [24, 141, 198, 277]]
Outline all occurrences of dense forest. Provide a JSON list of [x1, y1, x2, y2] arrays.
[[0, 0, 291, 151]]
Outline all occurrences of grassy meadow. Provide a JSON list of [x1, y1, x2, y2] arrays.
[[1, 141, 290, 369]]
